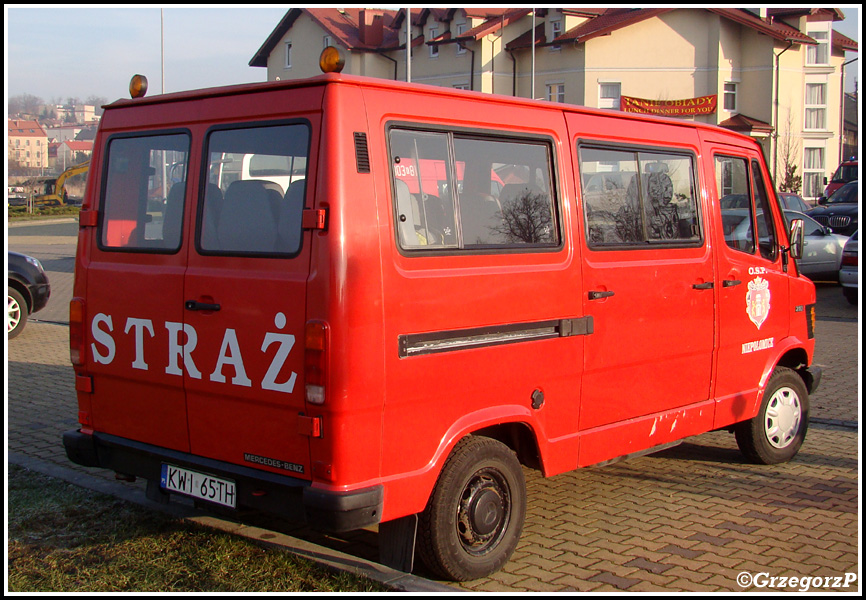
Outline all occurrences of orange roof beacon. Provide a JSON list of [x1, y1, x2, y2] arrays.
[[65, 57, 820, 581]]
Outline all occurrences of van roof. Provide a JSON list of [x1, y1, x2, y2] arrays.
[[104, 72, 754, 144]]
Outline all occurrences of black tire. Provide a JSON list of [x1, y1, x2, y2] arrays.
[[843, 287, 857, 306], [735, 367, 809, 464], [417, 435, 526, 581], [8, 286, 28, 340]]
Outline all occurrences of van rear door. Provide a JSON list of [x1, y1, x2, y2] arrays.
[[183, 119, 317, 480], [85, 130, 193, 452]]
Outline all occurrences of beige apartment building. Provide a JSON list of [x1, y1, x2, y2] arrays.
[[250, 7, 857, 201], [8, 119, 50, 171]]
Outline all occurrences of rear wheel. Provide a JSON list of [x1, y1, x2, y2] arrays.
[[735, 367, 809, 464], [8, 287, 28, 339], [418, 436, 525, 581]]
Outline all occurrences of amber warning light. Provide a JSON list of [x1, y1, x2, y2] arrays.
[[319, 46, 345, 74], [129, 74, 148, 98]]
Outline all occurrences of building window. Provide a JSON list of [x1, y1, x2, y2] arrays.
[[547, 83, 565, 103], [723, 82, 737, 111], [453, 83, 470, 90], [806, 30, 829, 65], [803, 147, 825, 199], [284, 41, 292, 69], [550, 18, 562, 50], [429, 27, 439, 58], [456, 23, 467, 54], [599, 82, 621, 110], [804, 83, 826, 130]]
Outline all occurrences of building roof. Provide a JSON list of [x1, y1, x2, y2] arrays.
[[8, 119, 47, 138], [61, 140, 93, 152], [718, 114, 774, 134], [507, 7, 845, 50], [250, 8, 405, 67]]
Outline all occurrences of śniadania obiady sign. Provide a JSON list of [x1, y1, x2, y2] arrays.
[[620, 95, 717, 117]]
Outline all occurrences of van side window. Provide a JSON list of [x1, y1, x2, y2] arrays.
[[199, 123, 310, 256], [389, 128, 559, 251], [579, 146, 700, 247], [99, 133, 190, 252], [751, 159, 778, 262], [716, 156, 757, 255]]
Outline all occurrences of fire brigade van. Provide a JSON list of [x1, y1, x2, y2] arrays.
[[65, 51, 820, 582]]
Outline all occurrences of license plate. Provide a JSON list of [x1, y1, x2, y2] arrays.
[[160, 464, 236, 509]]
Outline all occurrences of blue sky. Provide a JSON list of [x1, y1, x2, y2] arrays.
[[5, 6, 862, 104]]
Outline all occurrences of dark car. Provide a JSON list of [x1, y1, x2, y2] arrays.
[[8, 251, 51, 339], [808, 180, 858, 237], [777, 191, 811, 213]]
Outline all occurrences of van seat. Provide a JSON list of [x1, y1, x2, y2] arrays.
[[217, 180, 278, 253]]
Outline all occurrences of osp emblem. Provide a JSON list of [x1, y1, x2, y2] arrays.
[[746, 276, 771, 329]]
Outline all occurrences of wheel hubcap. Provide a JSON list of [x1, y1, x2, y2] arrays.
[[765, 387, 801, 449], [457, 470, 510, 556], [8, 295, 22, 332]]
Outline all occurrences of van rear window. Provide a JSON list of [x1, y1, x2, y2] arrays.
[[389, 128, 559, 252], [579, 146, 701, 247], [99, 132, 190, 252], [198, 123, 310, 256]]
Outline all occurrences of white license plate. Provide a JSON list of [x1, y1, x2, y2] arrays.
[[160, 464, 236, 509]]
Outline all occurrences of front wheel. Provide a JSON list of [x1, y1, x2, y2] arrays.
[[8, 287, 28, 339], [735, 367, 809, 464], [418, 436, 526, 581]]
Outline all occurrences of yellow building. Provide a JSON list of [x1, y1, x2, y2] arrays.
[[8, 119, 49, 171], [250, 7, 857, 201]]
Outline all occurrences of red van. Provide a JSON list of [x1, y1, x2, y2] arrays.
[[65, 57, 820, 581]]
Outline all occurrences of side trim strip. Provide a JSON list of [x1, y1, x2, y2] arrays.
[[398, 317, 592, 358]]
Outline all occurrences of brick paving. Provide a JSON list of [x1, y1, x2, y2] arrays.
[[7, 219, 860, 592]]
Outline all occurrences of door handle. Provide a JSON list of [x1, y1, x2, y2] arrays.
[[588, 290, 615, 300], [692, 282, 714, 290], [722, 279, 742, 288], [185, 300, 221, 311]]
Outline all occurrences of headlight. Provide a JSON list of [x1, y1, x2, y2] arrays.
[[25, 255, 43, 270]]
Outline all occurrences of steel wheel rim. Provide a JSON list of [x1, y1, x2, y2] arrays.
[[764, 386, 801, 449], [456, 467, 511, 556], [8, 294, 22, 332]]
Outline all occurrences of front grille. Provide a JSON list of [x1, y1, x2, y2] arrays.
[[813, 215, 851, 231]]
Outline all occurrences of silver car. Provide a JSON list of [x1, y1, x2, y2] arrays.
[[839, 231, 858, 305], [784, 211, 849, 282]]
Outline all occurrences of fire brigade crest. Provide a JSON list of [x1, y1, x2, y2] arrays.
[[746, 276, 771, 329]]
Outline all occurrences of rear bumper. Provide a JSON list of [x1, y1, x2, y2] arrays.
[[63, 429, 382, 532]]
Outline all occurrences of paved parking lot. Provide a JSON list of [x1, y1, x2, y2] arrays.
[[7, 218, 860, 592]]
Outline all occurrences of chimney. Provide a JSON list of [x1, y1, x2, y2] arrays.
[[359, 9, 384, 46]]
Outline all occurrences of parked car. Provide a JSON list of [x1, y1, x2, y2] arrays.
[[783, 211, 848, 281], [823, 157, 857, 199], [839, 231, 858, 305], [777, 191, 811, 213], [8, 251, 51, 339], [808, 180, 858, 237]]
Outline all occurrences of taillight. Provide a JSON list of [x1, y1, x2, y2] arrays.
[[69, 298, 86, 366], [305, 320, 329, 405], [841, 253, 858, 267]]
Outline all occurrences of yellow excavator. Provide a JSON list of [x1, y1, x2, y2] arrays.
[[30, 160, 90, 205]]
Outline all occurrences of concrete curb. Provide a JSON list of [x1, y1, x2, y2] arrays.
[[8, 452, 458, 593]]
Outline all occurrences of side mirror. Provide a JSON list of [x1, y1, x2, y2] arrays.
[[818, 196, 828, 205], [788, 218, 805, 260]]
